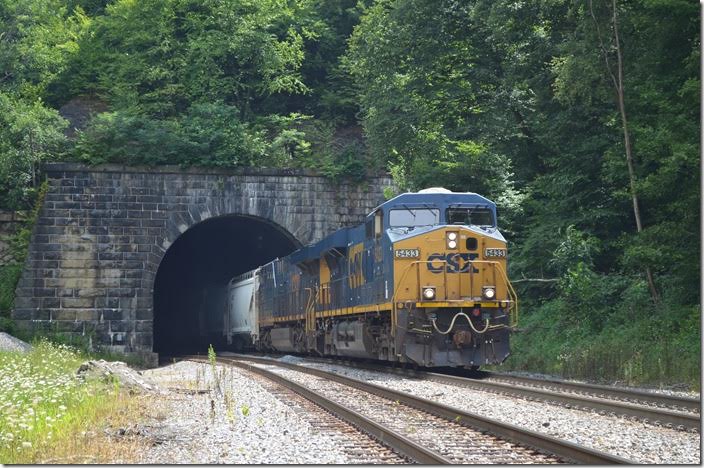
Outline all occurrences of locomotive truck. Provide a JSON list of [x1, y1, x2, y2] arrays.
[[223, 188, 517, 368]]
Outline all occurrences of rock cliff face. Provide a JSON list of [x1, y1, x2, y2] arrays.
[[13, 163, 393, 363]]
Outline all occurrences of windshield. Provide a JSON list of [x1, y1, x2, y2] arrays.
[[389, 208, 440, 227], [446, 208, 495, 227]]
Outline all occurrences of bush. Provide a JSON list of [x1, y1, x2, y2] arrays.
[[503, 297, 700, 389], [0, 265, 23, 320], [73, 105, 268, 168]]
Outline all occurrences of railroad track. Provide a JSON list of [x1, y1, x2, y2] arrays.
[[188, 355, 633, 464], [284, 355, 700, 432], [482, 372, 700, 413], [240, 363, 408, 464]]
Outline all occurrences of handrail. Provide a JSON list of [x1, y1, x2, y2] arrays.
[[390, 259, 518, 334], [391, 259, 442, 334]]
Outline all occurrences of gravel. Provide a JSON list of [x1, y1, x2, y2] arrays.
[[253, 362, 562, 464], [133, 361, 360, 464], [0, 332, 31, 352], [496, 369, 700, 399], [283, 359, 701, 464]]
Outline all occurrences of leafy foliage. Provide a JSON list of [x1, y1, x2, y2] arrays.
[[0, 95, 67, 211]]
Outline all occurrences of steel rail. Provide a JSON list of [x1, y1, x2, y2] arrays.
[[225, 354, 634, 464], [421, 372, 700, 431], [483, 372, 701, 412], [291, 355, 700, 430], [186, 356, 451, 464]]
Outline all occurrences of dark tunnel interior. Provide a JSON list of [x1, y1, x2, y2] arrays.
[[153, 215, 299, 355]]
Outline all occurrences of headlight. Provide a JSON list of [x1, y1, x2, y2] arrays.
[[422, 287, 436, 300], [482, 286, 496, 300], [447, 232, 458, 249]]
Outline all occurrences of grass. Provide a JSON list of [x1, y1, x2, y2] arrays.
[[497, 301, 701, 390], [0, 339, 149, 464]]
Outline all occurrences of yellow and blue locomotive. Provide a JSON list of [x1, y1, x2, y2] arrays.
[[225, 188, 517, 368]]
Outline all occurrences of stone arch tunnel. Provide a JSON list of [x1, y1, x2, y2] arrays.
[[153, 214, 300, 354], [12, 163, 393, 364]]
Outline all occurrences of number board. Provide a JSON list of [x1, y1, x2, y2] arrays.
[[394, 248, 420, 259], [485, 248, 507, 258]]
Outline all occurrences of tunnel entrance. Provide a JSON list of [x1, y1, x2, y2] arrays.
[[153, 214, 300, 355]]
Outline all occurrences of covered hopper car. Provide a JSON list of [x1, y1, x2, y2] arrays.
[[223, 188, 518, 368]]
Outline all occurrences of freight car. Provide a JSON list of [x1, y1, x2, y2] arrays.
[[223, 188, 518, 368]]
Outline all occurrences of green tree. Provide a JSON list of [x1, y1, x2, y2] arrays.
[[0, 93, 67, 210], [0, 0, 89, 100]]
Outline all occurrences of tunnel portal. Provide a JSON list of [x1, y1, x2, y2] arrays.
[[14, 163, 393, 363], [153, 215, 299, 354]]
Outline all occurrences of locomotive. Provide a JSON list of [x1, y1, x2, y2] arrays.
[[223, 188, 517, 368]]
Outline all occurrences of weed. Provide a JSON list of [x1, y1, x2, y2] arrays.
[[207, 344, 222, 394], [207, 344, 216, 367], [240, 404, 250, 417], [223, 388, 236, 424], [0, 340, 147, 463]]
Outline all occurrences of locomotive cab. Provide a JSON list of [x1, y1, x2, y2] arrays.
[[383, 189, 517, 368]]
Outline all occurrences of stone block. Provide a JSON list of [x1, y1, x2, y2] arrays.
[[13, 296, 33, 309], [135, 320, 153, 333], [12, 309, 32, 320], [123, 269, 142, 279], [107, 288, 135, 297], [41, 298, 60, 308], [54, 321, 82, 332], [134, 333, 152, 347], [57, 288, 75, 297], [75, 310, 98, 321], [99, 309, 122, 321], [61, 259, 98, 269], [109, 320, 134, 333], [136, 308, 153, 320], [77, 288, 105, 298], [64, 251, 96, 261], [95, 297, 120, 309], [95, 278, 120, 288], [119, 278, 141, 288], [59, 268, 95, 279], [32, 309, 51, 320], [61, 297, 95, 308], [98, 252, 123, 261], [35, 288, 56, 297], [47, 278, 92, 289], [52, 309, 77, 321]]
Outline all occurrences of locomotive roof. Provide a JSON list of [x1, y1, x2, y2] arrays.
[[372, 191, 495, 215], [287, 190, 498, 266]]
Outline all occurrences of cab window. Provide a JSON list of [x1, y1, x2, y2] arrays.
[[446, 208, 494, 227], [389, 208, 440, 227], [374, 209, 383, 237]]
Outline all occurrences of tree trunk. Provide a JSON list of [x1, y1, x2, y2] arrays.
[[589, 0, 660, 304]]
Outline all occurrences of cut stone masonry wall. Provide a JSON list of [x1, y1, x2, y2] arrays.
[[12, 163, 393, 363]]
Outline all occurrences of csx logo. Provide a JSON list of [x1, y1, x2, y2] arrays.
[[427, 253, 479, 273]]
